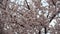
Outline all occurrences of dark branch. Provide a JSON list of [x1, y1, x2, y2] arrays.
[[39, 30, 41, 34], [52, 0, 56, 6], [25, 0, 30, 10], [44, 27, 47, 34], [50, 11, 60, 23]]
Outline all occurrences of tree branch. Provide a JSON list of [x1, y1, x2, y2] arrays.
[[25, 0, 30, 10], [52, 0, 56, 6], [49, 11, 60, 23], [44, 27, 47, 34]]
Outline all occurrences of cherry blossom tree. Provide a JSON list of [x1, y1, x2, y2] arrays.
[[0, 0, 60, 34]]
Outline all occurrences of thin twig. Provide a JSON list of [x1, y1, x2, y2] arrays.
[[52, 0, 56, 6], [49, 11, 60, 23], [25, 0, 30, 10]]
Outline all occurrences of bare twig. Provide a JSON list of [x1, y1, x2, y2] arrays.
[[49, 11, 60, 23], [25, 0, 30, 10], [52, 0, 56, 6]]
